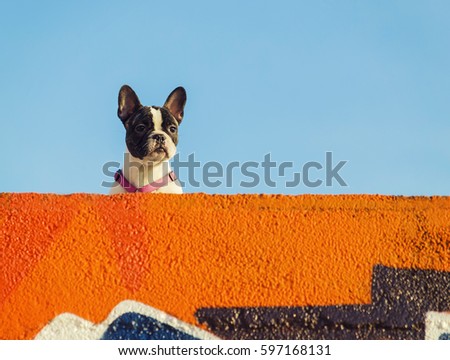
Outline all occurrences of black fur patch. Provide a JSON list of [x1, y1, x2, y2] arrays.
[[160, 107, 179, 145], [125, 106, 154, 159]]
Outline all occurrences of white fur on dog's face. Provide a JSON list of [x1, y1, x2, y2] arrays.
[[143, 107, 177, 162]]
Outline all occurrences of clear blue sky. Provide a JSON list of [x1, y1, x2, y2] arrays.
[[1, 0, 449, 195]]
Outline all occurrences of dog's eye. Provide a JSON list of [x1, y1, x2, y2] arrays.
[[169, 126, 177, 133], [135, 125, 146, 132]]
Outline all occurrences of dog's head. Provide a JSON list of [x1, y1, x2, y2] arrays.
[[117, 85, 186, 163]]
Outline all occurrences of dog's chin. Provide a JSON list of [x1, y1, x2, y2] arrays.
[[145, 148, 171, 162]]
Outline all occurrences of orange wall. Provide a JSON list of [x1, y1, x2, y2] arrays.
[[0, 193, 449, 339]]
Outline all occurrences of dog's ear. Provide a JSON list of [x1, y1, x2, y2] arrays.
[[118, 85, 142, 124], [164, 87, 186, 124]]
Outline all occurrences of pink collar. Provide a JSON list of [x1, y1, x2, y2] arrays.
[[114, 169, 178, 193]]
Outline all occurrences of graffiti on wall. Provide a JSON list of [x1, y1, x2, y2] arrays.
[[0, 193, 449, 340], [36, 300, 217, 340], [33, 266, 450, 340], [196, 265, 450, 340]]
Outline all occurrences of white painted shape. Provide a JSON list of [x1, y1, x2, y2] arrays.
[[425, 311, 450, 340], [35, 300, 218, 340]]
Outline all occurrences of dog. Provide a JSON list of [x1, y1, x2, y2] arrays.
[[110, 85, 186, 194]]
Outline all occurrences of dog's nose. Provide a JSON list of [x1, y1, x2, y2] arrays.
[[152, 134, 165, 143]]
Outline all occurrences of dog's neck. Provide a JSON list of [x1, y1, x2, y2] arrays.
[[122, 150, 173, 189]]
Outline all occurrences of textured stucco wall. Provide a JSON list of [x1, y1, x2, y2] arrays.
[[0, 193, 449, 339]]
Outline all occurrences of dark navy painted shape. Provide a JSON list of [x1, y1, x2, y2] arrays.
[[439, 333, 450, 340], [101, 312, 198, 340]]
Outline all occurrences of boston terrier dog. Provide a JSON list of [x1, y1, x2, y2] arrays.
[[110, 85, 186, 194]]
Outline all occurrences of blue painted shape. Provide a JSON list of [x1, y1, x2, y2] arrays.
[[101, 312, 199, 340], [439, 333, 450, 340]]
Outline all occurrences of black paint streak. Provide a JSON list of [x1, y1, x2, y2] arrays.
[[195, 265, 450, 340]]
